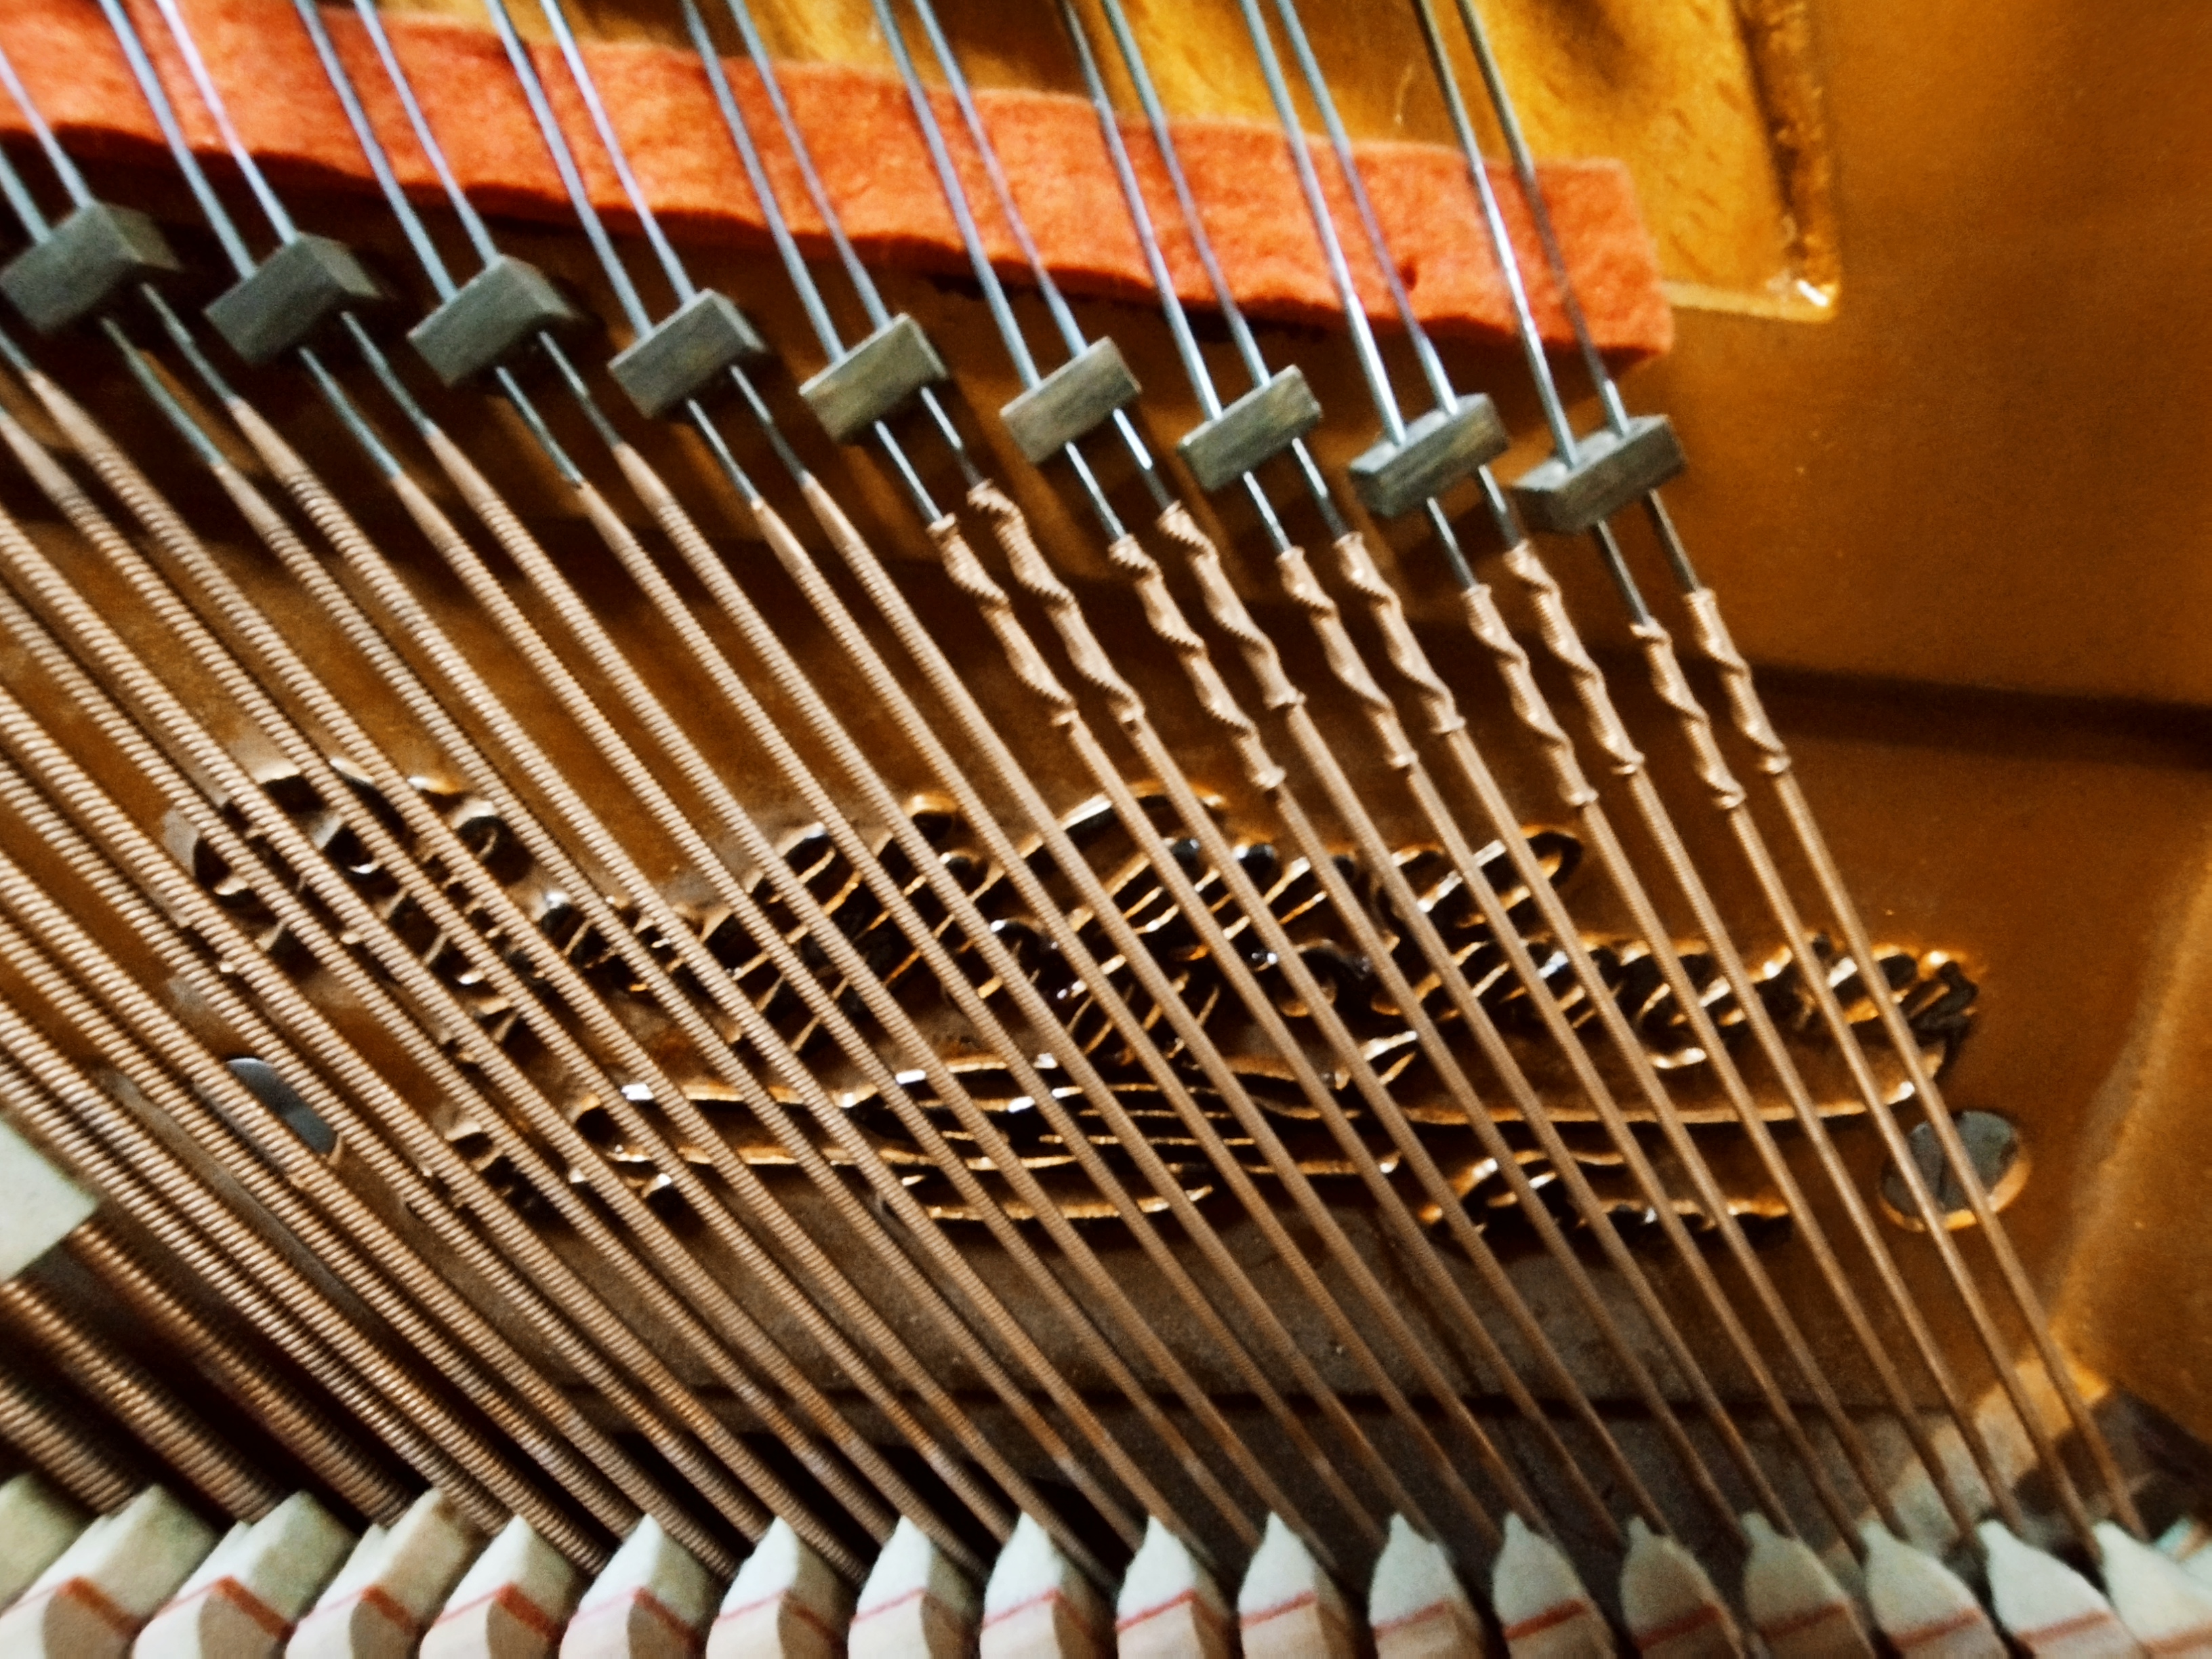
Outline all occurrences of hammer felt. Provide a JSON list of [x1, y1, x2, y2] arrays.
[[0, 0, 1669, 356]]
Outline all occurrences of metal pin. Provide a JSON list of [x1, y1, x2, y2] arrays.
[[867, 0, 1153, 534], [0, 65, 180, 337], [0, 1002, 524, 1547], [0, 1012, 514, 1547], [485, 0, 769, 425], [0, 781, 614, 1561], [117, 1, 380, 365]]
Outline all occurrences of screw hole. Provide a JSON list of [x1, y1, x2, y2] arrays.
[[1880, 1111, 2025, 1232]]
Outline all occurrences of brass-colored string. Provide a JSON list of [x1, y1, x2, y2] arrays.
[[514, 424, 1421, 1553], [71, 0, 1015, 1570], [0, 1274, 286, 1521], [1418, 0, 2130, 1542], [281, 0, 1353, 1550], [1085, 0, 1991, 1546], [67, 1218, 415, 1527], [0, 373, 975, 1572], [612, 448, 1527, 1552], [0, 448, 885, 1565], [674, 0, 1711, 1549], [1235, 513, 1818, 1534], [879, 0, 1778, 1537], [1479, 546, 2022, 1542], [0, 907, 617, 1557], [386, 391, 1290, 1557], [675, 0, 1696, 1542], [1212, 0, 1990, 1544], [0, 1353, 141, 1513], [664, 3, 1588, 1547], [0, 14, 901, 1558], [0, 1023, 522, 1547], [280, 324, 1216, 1560], [462, 0, 1341, 1555], [540, 0, 1547, 1549], [191, 377, 1143, 1581], [784, 462, 1733, 1537]]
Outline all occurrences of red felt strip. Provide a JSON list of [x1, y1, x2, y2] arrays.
[[0, 0, 1669, 358]]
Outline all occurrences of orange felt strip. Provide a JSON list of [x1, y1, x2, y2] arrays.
[[0, 0, 1669, 358]]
